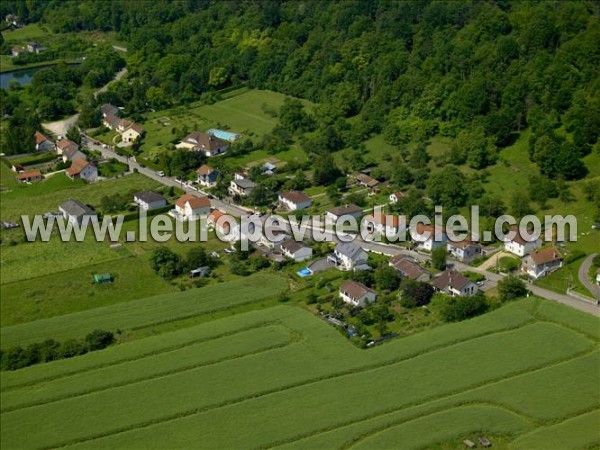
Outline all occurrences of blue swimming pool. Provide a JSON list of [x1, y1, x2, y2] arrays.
[[208, 129, 240, 142], [297, 268, 312, 277]]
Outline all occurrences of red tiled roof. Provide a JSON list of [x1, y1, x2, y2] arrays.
[[57, 139, 79, 151], [176, 194, 210, 209], [448, 239, 480, 250], [35, 131, 51, 145], [66, 158, 90, 176], [506, 226, 538, 245], [197, 165, 216, 176], [364, 212, 403, 228], [530, 247, 562, 265], [16, 169, 42, 180]]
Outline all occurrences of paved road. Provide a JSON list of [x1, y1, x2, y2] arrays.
[[579, 253, 600, 300], [78, 142, 600, 317], [83, 136, 250, 218]]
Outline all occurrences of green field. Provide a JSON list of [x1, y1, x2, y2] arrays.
[[0, 273, 287, 348], [0, 297, 598, 449], [140, 89, 313, 154]]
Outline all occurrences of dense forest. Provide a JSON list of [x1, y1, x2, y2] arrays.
[[1, 1, 599, 181]]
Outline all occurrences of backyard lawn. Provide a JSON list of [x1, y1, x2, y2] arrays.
[[139, 89, 314, 155]]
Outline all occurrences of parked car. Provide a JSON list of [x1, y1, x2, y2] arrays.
[[156, 171, 165, 177]]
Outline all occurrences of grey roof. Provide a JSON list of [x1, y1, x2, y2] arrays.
[[134, 191, 166, 203], [100, 104, 119, 117], [234, 179, 257, 189], [60, 199, 95, 217], [281, 240, 307, 253], [335, 242, 365, 260]]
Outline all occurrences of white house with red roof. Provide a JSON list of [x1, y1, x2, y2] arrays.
[[411, 223, 447, 251], [504, 227, 541, 257], [66, 159, 97, 182], [34, 131, 55, 152], [363, 212, 406, 237], [521, 247, 563, 279], [208, 209, 237, 238], [171, 194, 211, 221], [197, 165, 219, 187]]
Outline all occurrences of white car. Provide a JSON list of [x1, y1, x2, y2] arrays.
[[156, 171, 165, 177]]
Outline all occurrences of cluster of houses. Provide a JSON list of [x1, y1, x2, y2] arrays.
[[11, 41, 45, 57], [331, 228, 565, 310], [101, 104, 145, 144], [331, 239, 480, 309], [14, 131, 98, 183]]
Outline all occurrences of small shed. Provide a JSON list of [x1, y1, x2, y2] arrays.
[[93, 274, 113, 284], [190, 267, 210, 278], [478, 435, 491, 447]]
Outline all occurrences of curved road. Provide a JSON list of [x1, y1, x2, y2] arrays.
[[579, 253, 600, 300], [42, 67, 128, 137]]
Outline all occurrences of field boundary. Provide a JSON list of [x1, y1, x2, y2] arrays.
[[39, 322, 591, 449]]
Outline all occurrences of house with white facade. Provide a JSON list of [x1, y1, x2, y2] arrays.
[[208, 209, 237, 238], [66, 158, 97, 182], [280, 240, 313, 262], [325, 204, 364, 222], [229, 179, 256, 197], [171, 194, 210, 221], [504, 227, 541, 257], [339, 280, 377, 308], [59, 199, 97, 226], [197, 165, 219, 187], [521, 247, 563, 279], [176, 131, 228, 157], [447, 239, 482, 262], [134, 191, 167, 210], [278, 191, 312, 211], [328, 242, 369, 271], [56, 139, 79, 156], [35, 131, 55, 152], [411, 223, 447, 251], [121, 123, 145, 143], [388, 191, 405, 204], [432, 269, 477, 296], [363, 212, 406, 238]]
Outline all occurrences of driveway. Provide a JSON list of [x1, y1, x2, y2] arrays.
[[308, 258, 334, 272], [578, 253, 600, 300], [42, 67, 128, 136]]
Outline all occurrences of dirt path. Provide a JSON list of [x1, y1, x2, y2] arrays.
[[478, 250, 515, 270], [42, 67, 128, 136]]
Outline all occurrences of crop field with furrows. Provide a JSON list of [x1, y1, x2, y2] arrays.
[[0, 273, 288, 348], [1, 298, 598, 450]]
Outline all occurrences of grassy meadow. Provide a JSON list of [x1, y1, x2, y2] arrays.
[[140, 89, 313, 155], [0, 273, 287, 347], [0, 298, 597, 449]]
